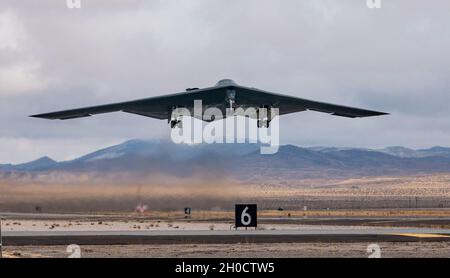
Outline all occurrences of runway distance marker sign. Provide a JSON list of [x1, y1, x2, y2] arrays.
[[235, 204, 257, 229]]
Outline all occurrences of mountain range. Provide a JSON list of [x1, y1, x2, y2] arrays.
[[2, 139, 450, 180]]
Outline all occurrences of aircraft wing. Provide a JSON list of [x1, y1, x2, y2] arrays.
[[30, 84, 387, 120], [234, 86, 388, 118], [30, 86, 228, 120]]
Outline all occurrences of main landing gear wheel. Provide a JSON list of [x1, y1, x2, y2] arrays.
[[257, 119, 270, 128], [257, 107, 271, 128], [170, 119, 182, 129]]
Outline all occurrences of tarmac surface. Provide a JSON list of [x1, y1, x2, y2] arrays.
[[4, 226, 450, 246], [3, 212, 450, 246]]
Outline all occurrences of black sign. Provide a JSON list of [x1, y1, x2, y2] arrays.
[[235, 204, 257, 228]]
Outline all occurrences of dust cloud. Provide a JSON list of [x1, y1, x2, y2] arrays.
[[0, 172, 252, 213]]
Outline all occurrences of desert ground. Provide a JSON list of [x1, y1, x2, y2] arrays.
[[2, 214, 450, 258], [5, 242, 450, 258], [3, 210, 450, 258], [3, 174, 450, 258]]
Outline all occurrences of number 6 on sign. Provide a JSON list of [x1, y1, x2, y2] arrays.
[[241, 207, 252, 226], [235, 204, 257, 229]]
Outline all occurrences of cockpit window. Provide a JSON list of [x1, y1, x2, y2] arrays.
[[215, 79, 237, 87]]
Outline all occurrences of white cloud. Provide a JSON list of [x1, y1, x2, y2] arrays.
[[0, 10, 24, 50], [0, 9, 48, 96], [1, 0, 450, 163], [0, 62, 48, 96]]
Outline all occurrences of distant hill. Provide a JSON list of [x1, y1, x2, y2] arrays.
[[376, 146, 450, 158], [2, 139, 450, 180]]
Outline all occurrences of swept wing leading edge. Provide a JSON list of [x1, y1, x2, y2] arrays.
[[30, 81, 388, 121]]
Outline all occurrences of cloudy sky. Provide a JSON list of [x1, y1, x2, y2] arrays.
[[1, 0, 450, 163]]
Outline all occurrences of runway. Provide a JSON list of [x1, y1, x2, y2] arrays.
[[4, 227, 450, 246], [3, 212, 450, 247]]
